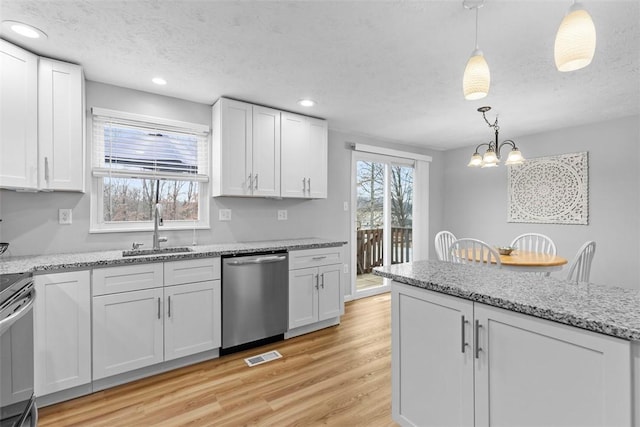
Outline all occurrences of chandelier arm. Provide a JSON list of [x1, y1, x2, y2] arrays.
[[473, 142, 491, 154], [498, 140, 518, 151]]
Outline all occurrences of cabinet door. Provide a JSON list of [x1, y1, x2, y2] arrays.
[[38, 59, 84, 192], [34, 271, 91, 396], [317, 264, 341, 321], [288, 267, 318, 329], [164, 280, 221, 361], [0, 40, 38, 190], [474, 303, 631, 427], [251, 105, 280, 197], [216, 98, 252, 196], [92, 288, 164, 380], [391, 282, 474, 427], [306, 118, 328, 198], [280, 112, 308, 198]]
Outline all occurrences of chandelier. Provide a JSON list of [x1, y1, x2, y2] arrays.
[[467, 106, 525, 168]]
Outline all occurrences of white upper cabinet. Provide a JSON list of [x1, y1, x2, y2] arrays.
[[0, 40, 38, 190], [281, 112, 328, 199], [211, 98, 280, 197], [212, 98, 327, 199], [38, 58, 85, 192], [0, 40, 85, 192]]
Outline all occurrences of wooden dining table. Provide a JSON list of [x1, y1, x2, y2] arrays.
[[460, 250, 569, 273], [498, 250, 568, 273]]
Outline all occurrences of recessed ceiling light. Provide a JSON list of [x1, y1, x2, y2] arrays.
[[3, 21, 48, 39], [297, 99, 316, 107], [152, 77, 167, 86]]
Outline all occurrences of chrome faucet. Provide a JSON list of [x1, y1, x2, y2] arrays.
[[153, 203, 168, 250]]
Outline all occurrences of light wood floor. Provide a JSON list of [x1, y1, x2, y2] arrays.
[[39, 293, 396, 427]]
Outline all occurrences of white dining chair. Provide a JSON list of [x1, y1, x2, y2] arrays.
[[510, 233, 557, 255], [434, 231, 457, 262], [449, 238, 501, 268], [565, 241, 596, 283]]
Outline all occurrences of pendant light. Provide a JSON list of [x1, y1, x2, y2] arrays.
[[463, 0, 490, 100], [554, 1, 596, 72]]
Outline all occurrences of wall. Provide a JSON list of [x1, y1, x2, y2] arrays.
[[0, 81, 445, 296], [442, 115, 640, 289]]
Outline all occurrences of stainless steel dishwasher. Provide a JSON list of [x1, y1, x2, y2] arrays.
[[221, 251, 288, 354]]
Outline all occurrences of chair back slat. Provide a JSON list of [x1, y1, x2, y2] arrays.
[[450, 238, 501, 268], [510, 233, 557, 255], [565, 241, 596, 283], [435, 231, 457, 262]]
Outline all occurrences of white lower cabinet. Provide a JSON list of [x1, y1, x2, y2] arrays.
[[34, 271, 91, 396], [92, 259, 221, 380], [164, 280, 221, 361], [288, 248, 342, 330], [92, 287, 164, 380], [392, 282, 632, 427]]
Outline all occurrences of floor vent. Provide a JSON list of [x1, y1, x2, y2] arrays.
[[244, 350, 282, 367]]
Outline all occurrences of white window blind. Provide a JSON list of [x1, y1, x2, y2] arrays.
[[91, 108, 210, 182]]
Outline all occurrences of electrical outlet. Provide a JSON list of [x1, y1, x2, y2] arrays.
[[277, 210, 288, 220], [59, 209, 72, 225], [219, 209, 232, 221], [343, 263, 349, 274]]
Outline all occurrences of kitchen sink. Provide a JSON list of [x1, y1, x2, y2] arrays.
[[122, 247, 194, 257]]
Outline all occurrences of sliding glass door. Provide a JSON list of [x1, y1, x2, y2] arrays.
[[353, 153, 414, 298]]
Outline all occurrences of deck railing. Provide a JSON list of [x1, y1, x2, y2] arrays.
[[356, 227, 412, 274]]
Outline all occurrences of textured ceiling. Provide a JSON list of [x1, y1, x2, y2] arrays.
[[1, 0, 638, 150]]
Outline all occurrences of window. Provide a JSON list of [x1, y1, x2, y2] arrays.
[[90, 108, 210, 232]]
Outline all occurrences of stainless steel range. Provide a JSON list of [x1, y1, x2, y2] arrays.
[[0, 272, 37, 427]]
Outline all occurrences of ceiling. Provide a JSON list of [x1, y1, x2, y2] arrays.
[[1, 1, 638, 150]]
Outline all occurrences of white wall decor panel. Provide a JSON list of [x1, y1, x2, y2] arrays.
[[507, 151, 588, 224]]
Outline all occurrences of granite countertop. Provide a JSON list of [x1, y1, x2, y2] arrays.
[[374, 260, 640, 341], [0, 238, 346, 275]]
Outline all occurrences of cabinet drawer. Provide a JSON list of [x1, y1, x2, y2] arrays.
[[289, 247, 342, 270], [164, 258, 221, 286], [93, 263, 163, 295]]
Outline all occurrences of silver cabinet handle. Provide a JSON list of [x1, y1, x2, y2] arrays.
[[312, 256, 327, 261], [248, 174, 253, 191], [307, 177, 311, 194], [315, 274, 319, 290], [474, 320, 483, 359], [461, 315, 469, 353], [157, 297, 161, 319], [320, 273, 325, 288], [302, 177, 306, 193], [168, 295, 171, 317], [44, 156, 50, 182], [254, 173, 258, 190]]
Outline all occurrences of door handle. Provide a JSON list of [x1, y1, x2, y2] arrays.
[[157, 297, 161, 319], [474, 320, 483, 359], [315, 274, 319, 290], [254, 173, 258, 190], [44, 156, 50, 183], [248, 174, 253, 191], [302, 177, 306, 193], [320, 273, 325, 288], [461, 315, 469, 353], [168, 296, 171, 317], [307, 177, 311, 194]]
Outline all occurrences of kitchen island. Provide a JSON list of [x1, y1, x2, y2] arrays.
[[374, 260, 640, 427]]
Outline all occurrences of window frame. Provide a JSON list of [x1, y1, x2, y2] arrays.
[[89, 108, 211, 233]]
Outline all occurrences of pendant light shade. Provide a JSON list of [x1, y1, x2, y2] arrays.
[[462, 1, 490, 100], [554, 2, 596, 72], [463, 48, 491, 100]]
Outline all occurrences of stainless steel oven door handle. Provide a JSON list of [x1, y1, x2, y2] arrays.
[[0, 288, 35, 335]]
